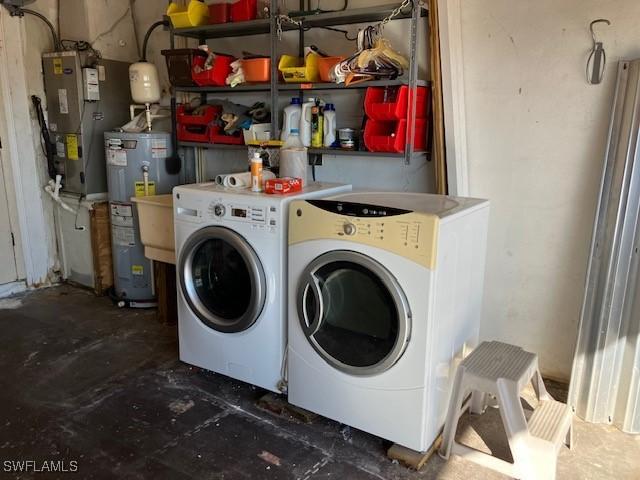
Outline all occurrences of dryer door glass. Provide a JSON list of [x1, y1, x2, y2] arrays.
[[298, 251, 411, 376], [179, 227, 266, 333]]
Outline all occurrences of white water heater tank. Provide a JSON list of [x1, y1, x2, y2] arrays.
[[129, 62, 161, 104]]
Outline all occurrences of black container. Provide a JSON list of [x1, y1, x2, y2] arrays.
[[161, 48, 208, 87]]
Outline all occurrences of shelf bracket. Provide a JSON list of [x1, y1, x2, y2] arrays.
[[269, 0, 280, 139], [404, 1, 420, 166]]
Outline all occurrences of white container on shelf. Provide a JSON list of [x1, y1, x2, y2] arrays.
[[323, 103, 336, 147], [243, 123, 271, 143], [281, 97, 302, 142], [280, 128, 308, 185]]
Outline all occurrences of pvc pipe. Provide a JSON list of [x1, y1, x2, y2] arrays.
[[44, 177, 77, 214]]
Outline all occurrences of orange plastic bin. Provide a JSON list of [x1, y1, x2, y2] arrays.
[[241, 58, 270, 82]]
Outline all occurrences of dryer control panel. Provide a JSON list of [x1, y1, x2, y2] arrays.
[[289, 199, 439, 270], [331, 218, 423, 249]]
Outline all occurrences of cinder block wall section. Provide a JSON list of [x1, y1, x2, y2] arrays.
[[460, 0, 640, 380]]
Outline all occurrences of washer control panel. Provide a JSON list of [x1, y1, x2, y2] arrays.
[[213, 203, 226, 217], [207, 200, 279, 230]]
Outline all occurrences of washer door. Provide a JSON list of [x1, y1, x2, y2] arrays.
[[297, 250, 411, 376], [179, 226, 266, 333]]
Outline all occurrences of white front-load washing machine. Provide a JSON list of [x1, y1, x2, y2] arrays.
[[287, 192, 490, 451], [174, 182, 351, 393]]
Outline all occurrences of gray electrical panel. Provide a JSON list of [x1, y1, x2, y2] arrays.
[[104, 131, 180, 304], [42, 51, 131, 196]]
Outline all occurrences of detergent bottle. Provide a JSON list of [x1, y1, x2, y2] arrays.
[[280, 97, 302, 142], [300, 97, 315, 147], [323, 103, 336, 147], [311, 104, 324, 148]]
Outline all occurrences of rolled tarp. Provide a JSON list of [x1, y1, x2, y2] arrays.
[[215, 170, 275, 188]]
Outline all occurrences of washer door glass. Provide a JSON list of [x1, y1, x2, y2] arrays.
[[179, 226, 266, 333], [298, 251, 411, 375]]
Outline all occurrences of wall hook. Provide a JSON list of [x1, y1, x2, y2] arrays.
[[586, 19, 611, 85]]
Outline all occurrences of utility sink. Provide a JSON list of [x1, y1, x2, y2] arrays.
[[131, 194, 175, 264]]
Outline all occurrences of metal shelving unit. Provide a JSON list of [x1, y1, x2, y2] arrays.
[[170, 1, 429, 166], [178, 145, 424, 160], [179, 141, 248, 150], [308, 148, 422, 159], [175, 84, 271, 93], [174, 78, 428, 94], [171, 4, 426, 39], [171, 18, 270, 39], [278, 79, 429, 91]]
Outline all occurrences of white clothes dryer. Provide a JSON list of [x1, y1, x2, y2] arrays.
[[174, 182, 351, 393], [287, 192, 490, 451]]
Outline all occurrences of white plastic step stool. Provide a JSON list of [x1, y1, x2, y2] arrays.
[[439, 341, 573, 480]]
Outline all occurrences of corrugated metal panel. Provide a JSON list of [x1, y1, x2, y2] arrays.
[[569, 60, 640, 434]]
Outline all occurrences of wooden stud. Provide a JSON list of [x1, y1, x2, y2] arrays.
[[428, 0, 448, 194], [89, 201, 113, 295], [154, 261, 177, 324], [257, 393, 317, 424], [387, 435, 442, 470]]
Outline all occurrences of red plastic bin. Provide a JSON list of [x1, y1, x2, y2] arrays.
[[230, 0, 257, 22], [178, 123, 210, 143], [192, 53, 234, 86], [363, 118, 427, 153], [176, 104, 244, 144], [177, 105, 220, 143], [176, 104, 220, 125], [209, 3, 230, 23], [364, 86, 429, 121], [209, 126, 244, 145]]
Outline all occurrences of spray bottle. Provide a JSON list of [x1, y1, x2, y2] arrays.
[[250, 151, 263, 192]]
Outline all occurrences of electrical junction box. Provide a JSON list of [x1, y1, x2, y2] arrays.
[[42, 50, 131, 197], [82, 67, 100, 101]]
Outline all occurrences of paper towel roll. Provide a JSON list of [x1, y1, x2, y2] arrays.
[[280, 148, 308, 185], [215, 174, 226, 185], [223, 170, 275, 188]]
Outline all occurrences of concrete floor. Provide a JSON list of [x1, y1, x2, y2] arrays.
[[0, 285, 638, 479]]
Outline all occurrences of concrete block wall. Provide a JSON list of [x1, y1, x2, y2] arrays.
[[460, 0, 640, 380]]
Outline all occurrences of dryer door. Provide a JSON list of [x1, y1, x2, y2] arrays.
[[297, 250, 411, 376], [179, 226, 266, 333]]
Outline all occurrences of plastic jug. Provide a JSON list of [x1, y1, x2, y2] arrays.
[[323, 103, 336, 147], [300, 97, 315, 147], [280, 128, 308, 185], [281, 97, 302, 142]]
